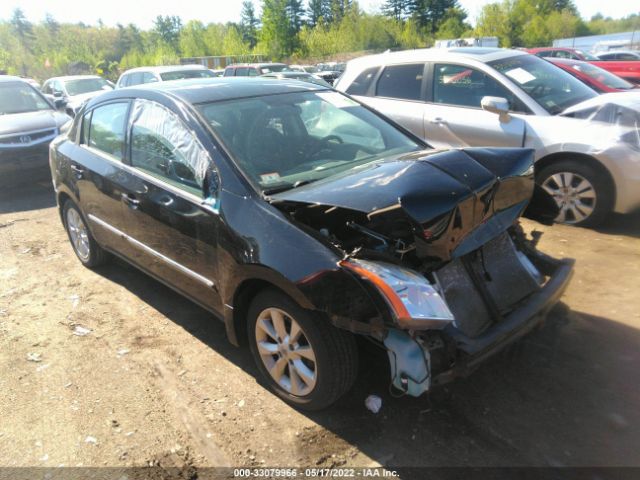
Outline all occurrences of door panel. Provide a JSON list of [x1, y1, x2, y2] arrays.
[[362, 96, 427, 140]]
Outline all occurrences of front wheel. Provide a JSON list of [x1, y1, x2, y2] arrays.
[[537, 160, 613, 227], [247, 289, 358, 410]]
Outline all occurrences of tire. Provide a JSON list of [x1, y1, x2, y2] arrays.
[[247, 289, 358, 410], [62, 200, 107, 268], [536, 159, 613, 228]]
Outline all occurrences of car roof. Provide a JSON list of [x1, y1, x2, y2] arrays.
[[0, 75, 28, 84], [597, 50, 640, 56], [226, 63, 287, 68], [547, 58, 583, 65], [348, 47, 527, 68], [46, 75, 103, 82], [121, 65, 207, 75], [87, 77, 328, 107]]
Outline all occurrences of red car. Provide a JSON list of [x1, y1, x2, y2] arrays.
[[546, 58, 638, 93], [527, 47, 640, 84]]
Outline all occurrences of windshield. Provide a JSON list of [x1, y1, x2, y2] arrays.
[[572, 63, 635, 90], [0, 82, 52, 115], [197, 91, 421, 192], [160, 70, 215, 81], [64, 78, 112, 96], [489, 55, 597, 114], [577, 50, 599, 61]]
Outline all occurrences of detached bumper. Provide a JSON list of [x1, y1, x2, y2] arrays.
[[433, 256, 574, 386]]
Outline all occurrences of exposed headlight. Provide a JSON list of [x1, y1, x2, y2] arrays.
[[340, 259, 454, 329]]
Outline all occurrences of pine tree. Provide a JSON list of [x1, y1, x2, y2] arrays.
[[240, 1, 259, 48], [382, 0, 410, 22], [307, 0, 331, 27]]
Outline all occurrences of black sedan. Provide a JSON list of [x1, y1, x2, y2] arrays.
[[50, 78, 573, 410], [1, 76, 70, 185]]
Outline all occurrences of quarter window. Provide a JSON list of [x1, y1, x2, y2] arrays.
[[376, 64, 424, 101], [433, 64, 526, 112], [346, 66, 379, 96], [129, 99, 209, 195], [87, 102, 128, 160]]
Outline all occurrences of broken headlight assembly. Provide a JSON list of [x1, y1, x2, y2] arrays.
[[340, 259, 454, 329]]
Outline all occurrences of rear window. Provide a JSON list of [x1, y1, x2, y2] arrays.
[[346, 67, 379, 96], [376, 64, 424, 101]]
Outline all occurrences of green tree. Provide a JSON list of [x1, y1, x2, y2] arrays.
[[382, 0, 410, 22], [408, 0, 460, 33], [260, 0, 293, 56], [435, 7, 469, 39], [152, 15, 182, 52], [240, 1, 260, 48], [179, 20, 208, 57], [307, 0, 331, 26]]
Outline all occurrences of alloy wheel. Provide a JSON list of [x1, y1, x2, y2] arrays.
[[254, 307, 317, 396], [541, 171, 597, 224], [66, 208, 91, 261]]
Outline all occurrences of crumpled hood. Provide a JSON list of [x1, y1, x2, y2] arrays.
[[0, 110, 69, 136], [272, 148, 548, 262], [561, 91, 640, 116]]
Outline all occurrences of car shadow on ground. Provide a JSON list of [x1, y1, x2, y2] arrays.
[[596, 210, 640, 239], [0, 180, 56, 214], [94, 259, 640, 474]]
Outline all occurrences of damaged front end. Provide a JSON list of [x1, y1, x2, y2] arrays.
[[270, 147, 574, 397]]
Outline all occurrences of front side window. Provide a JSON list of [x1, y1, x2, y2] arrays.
[[433, 64, 527, 112], [129, 99, 209, 195], [235, 67, 249, 76], [376, 64, 424, 101], [489, 54, 597, 114], [127, 73, 144, 86], [87, 102, 128, 159], [142, 72, 158, 84], [346, 66, 379, 96], [0, 82, 52, 115], [197, 91, 421, 192]]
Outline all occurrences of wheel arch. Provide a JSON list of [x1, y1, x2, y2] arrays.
[[534, 151, 616, 199]]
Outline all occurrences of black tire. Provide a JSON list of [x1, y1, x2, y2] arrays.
[[247, 289, 358, 410], [536, 159, 614, 228], [62, 200, 107, 268]]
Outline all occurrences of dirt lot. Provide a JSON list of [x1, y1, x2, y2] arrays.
[[1, 180, 639, 476]]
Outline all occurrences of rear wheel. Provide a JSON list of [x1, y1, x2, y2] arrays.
[[247, 289, 358, 410], [537, 160, 613, 227], [63, 200, 107, 268]]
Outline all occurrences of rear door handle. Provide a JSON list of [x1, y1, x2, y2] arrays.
[[121, 193, 140, 209]]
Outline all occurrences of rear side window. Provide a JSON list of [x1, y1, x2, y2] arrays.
[[376, 64, 424, 101], [223, 67, 235, 77], [87, 103, 129, 160], [235, 67, 249, 76], [346, 67, 379, 96], [617, 53, 638, 60]]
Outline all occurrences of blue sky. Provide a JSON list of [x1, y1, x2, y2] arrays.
[[0, 0, 637, 29]]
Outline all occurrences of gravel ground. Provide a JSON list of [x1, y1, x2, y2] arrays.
[[1, 180, 639, 477]]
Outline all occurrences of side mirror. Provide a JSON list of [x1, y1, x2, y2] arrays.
[[481, 96, 511, 123], [54, 98, 67, 110]]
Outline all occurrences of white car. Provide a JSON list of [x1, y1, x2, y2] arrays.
[[336, 48, 640, 226], [116, 65, 215, 88], [42, 75, 113, 116]]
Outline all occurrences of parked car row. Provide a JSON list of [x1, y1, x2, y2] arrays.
[[4, 45, 639, 410]]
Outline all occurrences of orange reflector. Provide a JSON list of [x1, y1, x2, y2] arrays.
[[340, 260, 411, 321]]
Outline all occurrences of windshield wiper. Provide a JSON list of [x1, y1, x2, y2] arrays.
[[263, 179, 316, 196]]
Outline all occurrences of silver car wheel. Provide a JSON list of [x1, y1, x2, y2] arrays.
[[255, 307, 317, 396], [66, 208, 91, 261], [542, 172, 596, 224]]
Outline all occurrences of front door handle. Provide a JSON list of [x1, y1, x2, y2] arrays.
[[70, 164, 85, 178], [429, 117, 448, 125], [121, 193, 140, 209]]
